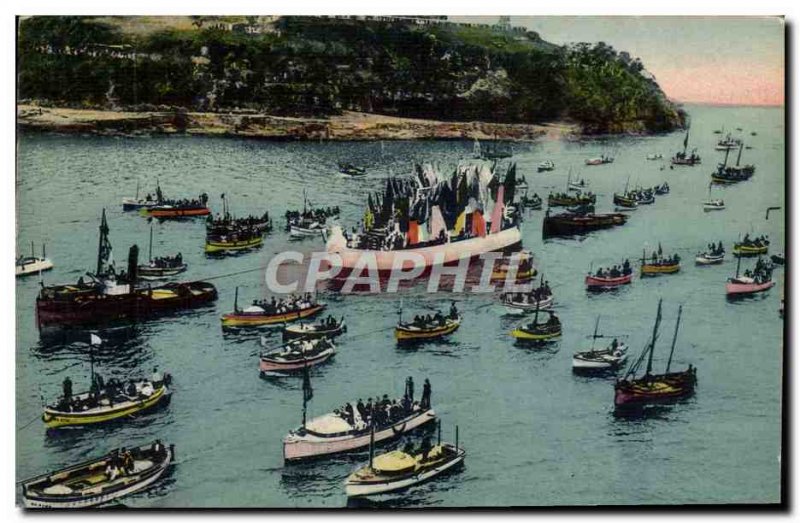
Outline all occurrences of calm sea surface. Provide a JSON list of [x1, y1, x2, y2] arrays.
[[16, 104, 784, 507]]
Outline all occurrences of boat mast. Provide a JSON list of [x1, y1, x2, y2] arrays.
[[30, 240, 34, 258], [301, 359, 313, 429], [233, 286, 239, 313], [148, 222, 154, 262], [644, 299, 663, 377], [665, 305, 683, 373], [591, 316, 600, 352], [736, 142, 744, 166], [368, 424, 375, 469], [683, 129, 689, 155], [722, 146, 731, 168], [96, 209, 110, 276], [735, 253, 742, 279]]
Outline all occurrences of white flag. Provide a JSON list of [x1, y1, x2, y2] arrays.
[[90, 334, 102, 346]]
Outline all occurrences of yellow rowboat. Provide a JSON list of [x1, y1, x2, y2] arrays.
[[491, 266, 536, 283], [733, 244, 768, 257], [221, 303, 326, 328], [42, 383, 170, 429], [510, 325, 561, 341], [395, 316, 461, 342], [205, 235, 263, 254], [640, 263, 680, 276]]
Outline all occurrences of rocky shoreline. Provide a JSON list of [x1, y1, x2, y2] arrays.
[[17, 105, 583, 141]]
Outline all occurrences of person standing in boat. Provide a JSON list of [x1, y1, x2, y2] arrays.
[[62, 376, 73, 408], [421, 379, 432, 409], [405, 377, 415, 403], [449, 302, 458, 319], [151, 367, 163, 388]]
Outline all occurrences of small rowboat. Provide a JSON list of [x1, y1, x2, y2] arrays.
[[282, 318, 346, 341], [634, 192, 655, 205], [260, 338, 336, 374], [654, 184, 670, 195], [585, 156, 614, 166], [501, 294, 554, 315], [395, 316, 461, 343], [585, 272, 632, 290], [338, 163, 367, 177], [726, 277, 775, 296], [568, 180, 588, 192], [640, 262, 680, 276], [345, 441, 465, 498], [137, 263, 187, 280], [490, 251, 536, 283], [143, 205, 211, 218], [733, 243, 768, 257], [695, 252, 724, 265], [537, 160, 555, 172], [205, 235, 263, 254], [573, 344, 628, 372], [613, 194, 638, 209], [511, 310, 561, 341], [21, 440, 173, 508], [289, 224, 325, 239], [703, 199, 725, 211], [43, 376, 172, 429], [222, 303, 326, 328]]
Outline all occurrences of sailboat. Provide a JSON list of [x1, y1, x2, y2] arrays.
[[16, 241, 53, 277], [702, 183, 725, 211], [712, 142, 755, 184], [613, 176, 638, 210], [671, 129, 701, 166], [137, 223, 188, 280], [614, 301, 696, 407], [572, 317, 628, 373], [510, 304, 562, 341]]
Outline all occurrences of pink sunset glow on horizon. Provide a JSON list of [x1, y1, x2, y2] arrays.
[[657, 64, 784, 106]]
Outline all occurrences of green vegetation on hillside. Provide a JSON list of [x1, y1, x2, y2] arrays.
[[17, 16, 685, 132]]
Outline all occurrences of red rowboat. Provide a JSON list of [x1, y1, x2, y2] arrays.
[[725, 278, 775, 296], [585, 273, 632, 290]]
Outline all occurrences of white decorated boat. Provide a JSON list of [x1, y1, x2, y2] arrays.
[[572, 344, 628, 371], [16, 243, 53, 277], [500, 293, 554, 314], [326, 225, 521, 272], [695, 251, 724, 265]]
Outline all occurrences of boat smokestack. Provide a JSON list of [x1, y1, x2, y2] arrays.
[[127, 245, 139, 283]]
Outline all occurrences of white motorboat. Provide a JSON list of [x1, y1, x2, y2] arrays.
[[695, 251, 725, 265], [572, 317, 628, 372], [16, 242, 53, 277]]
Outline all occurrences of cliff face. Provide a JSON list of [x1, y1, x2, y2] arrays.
[[17, 16, 685, 134]]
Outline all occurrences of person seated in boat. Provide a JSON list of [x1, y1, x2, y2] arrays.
[[151, 367, 163, 388], [610, 266, 620, 278], [434, 311, 445, 326], [356, 399, 366, 422], [546, 313, 560, 326], [419, 436, 433, 462]]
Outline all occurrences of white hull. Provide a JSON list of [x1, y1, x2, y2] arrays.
[[345, 450, 465, 498], [695, 255, 724, 265], [283, 409, 436, 461], [326, 226, 522, 272], [23, 447, 172, 509], [289, 226, 323, 239], [501, 295, 554, 315], [16, 259, 53, 276], [571, 355, 627, 370]]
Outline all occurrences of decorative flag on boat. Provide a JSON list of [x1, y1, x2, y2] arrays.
[[90, 333, 103, 346]]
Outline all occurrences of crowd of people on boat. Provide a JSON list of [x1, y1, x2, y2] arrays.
[[152, 193, 209, 209], [147, 253, 183, 268], [705, 241, 725, 256], [333, 377, 432, 429], [505, 279, 552, 304], [548, 191, 596, 205], [643, 245, 680, 267], [741, 257, 774, 284], [272, 338, 334, 361], [57, 368, 164, 413], [738, 234, 769, 249], [285, 207, 339, 229], [593, 259, 633, 279], [248, 293, 318, 315], [403, 303, 459, 329], [207, 211, 271, 232]]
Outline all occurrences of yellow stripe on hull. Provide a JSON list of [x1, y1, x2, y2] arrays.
[[43, 387, 168, 429], [490, 268, 537, 282], [641, 264, 680, 275], [395, 322, 460, 341], [221, 305, 324, 327], [205, 237, 263, 253], [510, 328, 561, 341], [733, 246, 768, 256]]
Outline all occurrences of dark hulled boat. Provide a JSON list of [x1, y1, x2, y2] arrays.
[[542, 210, 628, 238], [614, 301, 696, 408], [35, 210, 217, 330], [671, 129, 701, 166]]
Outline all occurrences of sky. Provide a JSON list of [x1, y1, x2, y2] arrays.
[[454, 16, 785, 106]]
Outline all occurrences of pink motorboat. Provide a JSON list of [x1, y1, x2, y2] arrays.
[[585, 272, 633, 290], [259, 338, 336, 375], [325, 225, 522, 273], [726, 277, 775, 296]]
